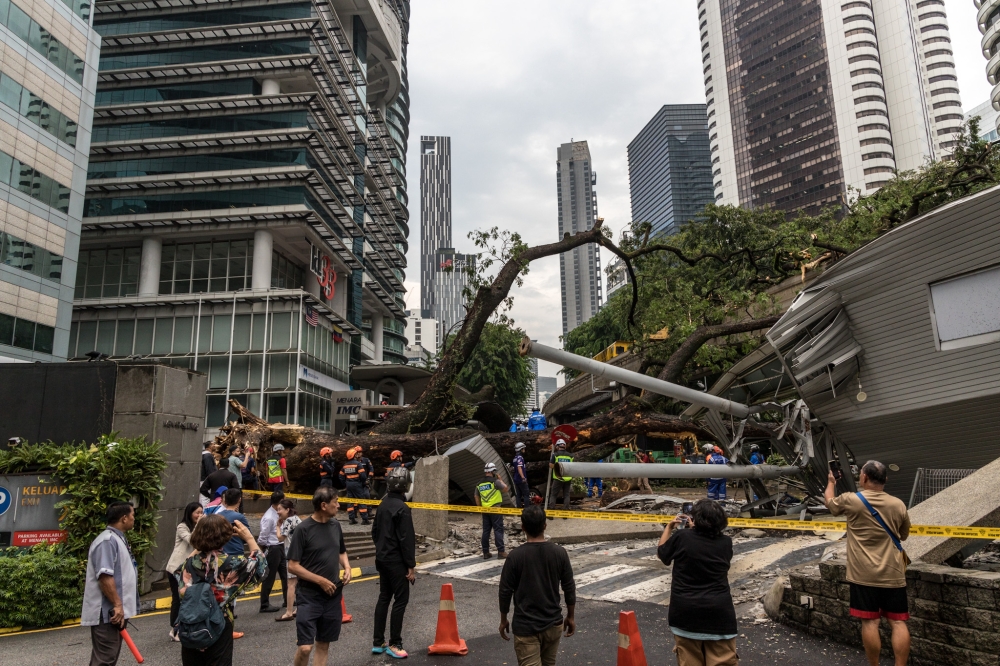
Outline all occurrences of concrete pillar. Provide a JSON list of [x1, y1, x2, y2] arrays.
[[412, 456, 449, 541], [138, 237, 162, 296], [305, 271, 321, 299], [261, 79, 280, 95], [371, 313, 384, 363], [251, 229, 273, 291]]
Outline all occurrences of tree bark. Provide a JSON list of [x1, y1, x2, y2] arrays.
[[656, 315, 783, 385]]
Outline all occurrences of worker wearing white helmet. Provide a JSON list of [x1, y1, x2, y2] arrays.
[[548, 439, 575, 514], [475, 462, 509, 559], [512, 442, 530, 508]]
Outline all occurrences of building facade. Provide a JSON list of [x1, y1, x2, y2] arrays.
[[700, 0, 962, 216], [404, 311, 438, 357], [556, 140, 602, 336], [69, 0, 411, 432], [523, 354, 538, 414], [0, 0, 100, 362], [432, 247, 472, 343], [419, 135, 450, 319], [966, 99, 999, 142], [979, 0, 1000, 137], [627, 104, 715, 238]]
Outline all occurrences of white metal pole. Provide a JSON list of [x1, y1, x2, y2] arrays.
[[556, 462, 802, 479], [294, 293, 303, 425], [193, 295, 202, 371], [259, 293, 269, 417], [224, 292, 236, 412]]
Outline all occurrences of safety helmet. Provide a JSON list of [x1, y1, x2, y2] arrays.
[[354, 445, 364, 453], [514, 442, 526, 452], [320, 447, 333, 457], [713, 446, 723, 454], [386, 466, 409, 493], [272, 444, 284, 452], [390, 450, 403, 461], [701, 444, 714, 454], [749, 443, 759, 451], [555, 439, 567, 449], [484, 462, 497, 474], [346, 448, 357, 460]]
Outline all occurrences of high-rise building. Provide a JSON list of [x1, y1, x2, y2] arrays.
[[523, 355, 538, 414], [979, 1, 1000, 136], [627, 105, 715, 238], [433, 247, 473, 343], [420, 135, 450, 319], [69, 0, 411, 432], [965, 100, 999, 143], [0, 0, 100, 362], [405, 312, 438, 357], [557, 141, 602, 336], [700, 0, 962, 215]]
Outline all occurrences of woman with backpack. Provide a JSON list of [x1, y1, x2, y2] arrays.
[[166, 502, 204, 641], [274, 498, 302, 622], [176, 513, 267, 665]]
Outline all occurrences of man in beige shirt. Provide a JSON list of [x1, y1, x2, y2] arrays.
[[825, 460, 911, 666]]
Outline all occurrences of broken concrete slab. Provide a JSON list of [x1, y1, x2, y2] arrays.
[[543, 517, 665, 544], [907, 455, 1000, 564], [412, 455, 449, 541]]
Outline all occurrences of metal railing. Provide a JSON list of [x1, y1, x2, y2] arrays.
[[908, 468, 978, 508]]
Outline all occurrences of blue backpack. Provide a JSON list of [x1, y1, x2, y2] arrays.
[[176, 560, 227, 650]]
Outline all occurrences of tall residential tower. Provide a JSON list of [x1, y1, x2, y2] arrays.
[[700, 0, 962, 215], [627, 104, 715, 238], [419, 135, 450, 319], [0, 0, 100, 362], [557, 141, 602, 336]]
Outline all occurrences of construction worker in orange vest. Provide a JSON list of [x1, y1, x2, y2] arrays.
[[340, 447, 370, 525], [319, 447, 336, 488]]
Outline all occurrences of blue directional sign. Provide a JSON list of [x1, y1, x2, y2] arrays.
[[0, 486, 10, 516]]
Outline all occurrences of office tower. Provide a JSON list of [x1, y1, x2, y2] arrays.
[[980, 0, 1000, 136], [965, 100, 999, 142], [627, 104, 715, 238], [557, 141, 602, 336], [700, 0, 962, 215], [536, 375, 557, 410], [405, 312, 439, 356], [0, 0, 100, 362], [523, 354, 538, 414], [420, 135, 451, 319], [432, 248, 473, 343], [605, 257, 630, 299], [69, 0, 411, 432]]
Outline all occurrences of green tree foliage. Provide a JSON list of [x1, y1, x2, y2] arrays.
[[566, 121, 1000, 390], [0, 547, 83, 628], [444, 321, 533, 417]]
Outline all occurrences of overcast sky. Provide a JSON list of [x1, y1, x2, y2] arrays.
[[402, 0, 991, 387]]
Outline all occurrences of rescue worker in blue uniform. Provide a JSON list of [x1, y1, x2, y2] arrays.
[[749, 443, 765, 466], [387, 449, 415, 473], [527, 409, 547, 430], [355, 445, 376, 519], [318, 446, 336, 487], [587, 459, 604, 498], [475, 462, 508, 559], [511, 442, 530, 508], [340, 448, 370, 524], [703, 443, 729, 500]]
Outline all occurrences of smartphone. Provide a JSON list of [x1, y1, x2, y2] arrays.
[[829, 460, 844, 481], [680, 502, 694, 528]]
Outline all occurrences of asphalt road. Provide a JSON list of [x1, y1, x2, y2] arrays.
[[0, 575, 892, 665]]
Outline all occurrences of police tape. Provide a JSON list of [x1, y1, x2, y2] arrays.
[[242, 490, 1000, 539]]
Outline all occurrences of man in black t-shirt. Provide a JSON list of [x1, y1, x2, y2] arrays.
[[499, 505, 576, 666], [288, 485, 351, 666], [200, 467, 238, 505]]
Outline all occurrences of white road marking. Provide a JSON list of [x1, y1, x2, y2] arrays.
[[442, 559, 506, 578], [599, 573, 673, 603], [573, 564, 645, 588]]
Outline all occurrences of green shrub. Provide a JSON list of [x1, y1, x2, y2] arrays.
[[0, 547, 84, 628]]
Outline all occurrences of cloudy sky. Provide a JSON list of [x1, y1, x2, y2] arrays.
[[402, 0, 991, 386]]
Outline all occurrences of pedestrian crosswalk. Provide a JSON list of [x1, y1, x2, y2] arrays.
[[417, 534, 832, 606]]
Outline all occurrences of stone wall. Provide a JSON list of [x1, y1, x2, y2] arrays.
[[778, 558, 1000, 666]]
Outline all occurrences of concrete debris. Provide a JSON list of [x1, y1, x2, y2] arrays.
[[600, 494, 689, 511], [742, 528, 767, 538]]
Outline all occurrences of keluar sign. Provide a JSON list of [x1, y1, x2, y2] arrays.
[[0, 475, 67, 547]]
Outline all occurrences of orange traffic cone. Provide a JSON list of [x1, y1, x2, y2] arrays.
[[341, 595, 353, 623], [616, 611, 647, 666], [427, 583, 468, 655]]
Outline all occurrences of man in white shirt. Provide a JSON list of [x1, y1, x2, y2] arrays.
[[82, 502, 138, 666], [259, 491, 287, 613]]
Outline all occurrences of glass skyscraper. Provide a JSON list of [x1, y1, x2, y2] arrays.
[[627, 104, 714, 238], [69, 0, 411, 433]]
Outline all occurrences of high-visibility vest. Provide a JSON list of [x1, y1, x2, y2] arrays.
[[266, 458, 283, 482], [477, 478, 503, 507], [553, 454, 573, 481], [341, 462, 362, 482]]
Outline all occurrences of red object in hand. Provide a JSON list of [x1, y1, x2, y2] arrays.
[[120, 629, 144, 663]]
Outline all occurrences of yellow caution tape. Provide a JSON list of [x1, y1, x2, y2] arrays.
[[243, 490, 1000, 539]]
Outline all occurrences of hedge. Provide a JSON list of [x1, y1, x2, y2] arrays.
[[0, 547, 84, 628]]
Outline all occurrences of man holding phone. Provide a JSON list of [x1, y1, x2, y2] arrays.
[[288, 486, 351, 666]]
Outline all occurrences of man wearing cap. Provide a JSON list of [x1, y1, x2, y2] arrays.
[[266, 444, 289, 493], [548, 440, 574, 513], [512, 443, 530, 508], [319, 447, 336, 488], [476, 463, 509, 560]]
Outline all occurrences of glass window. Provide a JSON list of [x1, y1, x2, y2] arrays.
[[208, 356, 227, 389], [267, 393, 288, 423], [197, 315, 212, 353], [12, 317, 34, 349], [96, 320, 115, 355], [173, 317, 192, 354], [206, 394, 227, 427], [115, 319, 134, 356], [0, 312, 14, 345], [2, 2, 83, 82], [99, 39, 311, 72], [33, 323, 53, 354], [229, 355, 249, 390], [211, 314, 231, 352], [268, 353, 290, 389], [94, 4, 311, 36], [153, 317, 172, 354], [68, 320, 79, 356], [232, 314, 251, 352], [270, 313, 290, 349], [250, 313, 266, 350], [134, 319, 154, 354], [248, 354, 263, 390], [77, 320, 97, 354]]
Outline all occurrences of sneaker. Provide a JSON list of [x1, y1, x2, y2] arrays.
[[372, 643, 387, 654], [386, 645, 409, 659], [362, 519, 371, 525], [232, 631, 244, 640]]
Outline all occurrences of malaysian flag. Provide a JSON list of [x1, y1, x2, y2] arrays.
[[305, 306, 319, 327]]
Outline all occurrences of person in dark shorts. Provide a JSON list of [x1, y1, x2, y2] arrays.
[[826, 460, 911, 666], [287, 485, 351, 666]]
